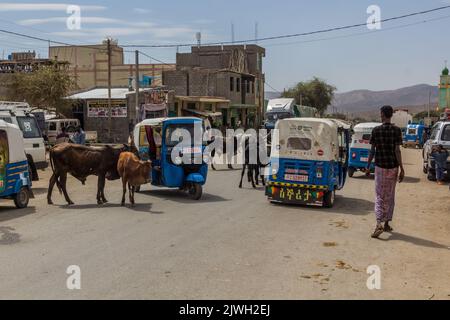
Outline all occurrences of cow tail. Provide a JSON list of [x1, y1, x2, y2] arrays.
[[49, 148, 63, 195]]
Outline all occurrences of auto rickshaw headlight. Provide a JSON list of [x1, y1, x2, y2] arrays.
[[174, 156, 183, 165]]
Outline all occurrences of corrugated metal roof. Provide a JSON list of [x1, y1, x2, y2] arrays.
[[66, 88, 146, 100]]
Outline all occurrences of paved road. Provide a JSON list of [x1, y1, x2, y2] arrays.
[[0, 148, 449, 299]]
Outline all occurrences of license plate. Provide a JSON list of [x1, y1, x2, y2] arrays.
[[182, 146, 202, 154], [360, 157, 368, 162], [284, 174, 308, 182], [270, 186, 324, 205]]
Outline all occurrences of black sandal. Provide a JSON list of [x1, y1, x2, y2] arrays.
[[371, 225, 384, 238]]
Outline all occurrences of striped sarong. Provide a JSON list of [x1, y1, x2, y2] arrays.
[[374, 166, 399, 223]]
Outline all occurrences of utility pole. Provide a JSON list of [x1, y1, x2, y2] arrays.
[[107, 38, 112, 141], [428, 89, 431, 119], [135, 50, 140, 125]]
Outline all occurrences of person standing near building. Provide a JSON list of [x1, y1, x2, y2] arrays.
[[366, 105, 405, 239], [73, 127, 86, 145]]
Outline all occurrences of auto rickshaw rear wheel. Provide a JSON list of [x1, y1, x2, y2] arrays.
[[188, 183, 202, 200], [323, 190, 335, 208], [14, 187, 30, 209], [348, 167, 355, 178]]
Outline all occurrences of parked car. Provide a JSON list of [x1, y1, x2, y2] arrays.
[[423, 120, 450, 181]]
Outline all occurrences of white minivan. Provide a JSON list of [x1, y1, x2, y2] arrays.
[[0, 102, 47, 180]]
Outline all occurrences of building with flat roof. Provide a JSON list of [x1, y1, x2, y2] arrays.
[[49, 40, 175, 92], [163, 45, 265, 128]]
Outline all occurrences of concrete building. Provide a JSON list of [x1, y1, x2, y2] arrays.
[[49, 40, 175, 91], [163, 45, 265, 128]]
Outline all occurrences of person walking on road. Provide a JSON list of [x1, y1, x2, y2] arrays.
[[366, 105, 405, 239]]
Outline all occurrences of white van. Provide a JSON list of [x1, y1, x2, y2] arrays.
[[45, 118, 80, 145], [0, 102, 48, 179]]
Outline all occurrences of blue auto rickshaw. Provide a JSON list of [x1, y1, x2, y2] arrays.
[[133, 117, 208, 200], [0, 120, 33, 208], [348, 122, 381, 177], [403, 123, 426, 148], [266, 118, 351, 208]]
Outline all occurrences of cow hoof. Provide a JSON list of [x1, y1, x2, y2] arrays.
[[97, 201, 103, 205], [68, 202, 74, 206], [239, 185, 242, 189], [47, 200, 53, 205], [103, 199, 108, 203], [121, 202, 125, 206]]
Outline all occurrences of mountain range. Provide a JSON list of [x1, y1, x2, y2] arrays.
[[266, 84, 439, 118]]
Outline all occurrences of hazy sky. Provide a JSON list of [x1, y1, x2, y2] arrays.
[[1, 0, 449, 92]]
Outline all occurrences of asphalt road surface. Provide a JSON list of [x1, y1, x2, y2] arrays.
[[0, 148, 449, 299]]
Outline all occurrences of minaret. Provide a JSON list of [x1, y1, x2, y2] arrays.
[[439, 61, 449, 110]]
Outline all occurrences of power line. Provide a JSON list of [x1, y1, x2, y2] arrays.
[[137, 50, 174, 66], [121, 5, 450, 48], [264, 14, 450, 48], [265, 82, 282, 94]]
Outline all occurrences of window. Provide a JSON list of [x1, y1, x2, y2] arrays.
[[230, 77, 234, 92], [16, 117, 41, 139], [407, 128, 417, 135], [430, 124, 440, 140], [48, 122, 57, 131], [441, 124, 450, 141], [251, 81, 254, 94], [236, 78, 241, 92], [246, 80, 250, 93], [0, 117, 12, 124], [286, 137, 312, 151]]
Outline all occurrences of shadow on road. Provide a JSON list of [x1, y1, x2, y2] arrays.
[[379, 232, 450, 250], [401, 176, 421, 184], [140, 189, 229, 203], [57, 202, 163, 214], [0, 226, 21, 245], [330, 196, 374, 215], [31, 187, 48, 196], [349, 174, 375, 180], [0, 206, 36, 223]]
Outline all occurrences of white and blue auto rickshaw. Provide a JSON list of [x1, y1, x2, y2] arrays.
[[403, 123, 426, 148], [0, 120, 33, 208], [266, 118, 351, 208], [348, 122, 381, 177], [133, 117, 208, 200]]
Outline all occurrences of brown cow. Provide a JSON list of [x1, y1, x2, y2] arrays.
[[117, 152, 152, 206], [48, 143, 127, 205]]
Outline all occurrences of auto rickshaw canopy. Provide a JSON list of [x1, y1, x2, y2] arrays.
[[0, 119, 27, 164]]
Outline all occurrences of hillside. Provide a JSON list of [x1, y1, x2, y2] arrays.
[[332, 84, 439, 117]]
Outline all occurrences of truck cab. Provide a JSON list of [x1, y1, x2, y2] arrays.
[[264, 98, 296, 130], [0, 102, 47, 179]]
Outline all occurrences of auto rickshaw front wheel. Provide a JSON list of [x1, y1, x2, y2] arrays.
[[188, 183, 202, 200], [14, 187, 30, 209], [323, 190, 335, 208]]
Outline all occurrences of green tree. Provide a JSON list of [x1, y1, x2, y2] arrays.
[[282, 77, 336, 116], [5, 64, 76, 116]]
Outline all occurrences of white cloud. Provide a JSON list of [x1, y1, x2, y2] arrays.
[[18, 16, 156, 27], [0, 3, 106, 11], [133, 8, 151, 14], [51, 26, 196, 38]]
